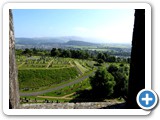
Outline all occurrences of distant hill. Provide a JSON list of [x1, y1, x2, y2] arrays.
[[15, 37, 68, 45], [15, 37, 99, 46], [15, 37, 131, 49], [65, 40, 98, 46], [16, 38, 37, 45]]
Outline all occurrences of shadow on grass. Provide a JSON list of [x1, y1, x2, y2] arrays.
[[70, 89, 110, 102]]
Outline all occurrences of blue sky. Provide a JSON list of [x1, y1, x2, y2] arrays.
[[12, 9, 134, 43]]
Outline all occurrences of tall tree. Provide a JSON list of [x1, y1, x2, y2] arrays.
[[90, 68, 115, 97]]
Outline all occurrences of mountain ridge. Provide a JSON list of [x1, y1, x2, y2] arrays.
[[15, 36, 131, 46], [15, 36, 99, 45]]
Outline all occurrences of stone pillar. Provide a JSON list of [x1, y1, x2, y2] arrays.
[[9, 9, 19, 109], [127, 9, 145, 108]]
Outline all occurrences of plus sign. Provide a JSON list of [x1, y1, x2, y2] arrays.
[[142, 93, 153, 105]]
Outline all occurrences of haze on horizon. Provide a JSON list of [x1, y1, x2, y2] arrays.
[[13, 9, 134, 44]]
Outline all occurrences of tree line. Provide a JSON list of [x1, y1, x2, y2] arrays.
[[90, 63, 129, 100], [15, 48, 130, 63]]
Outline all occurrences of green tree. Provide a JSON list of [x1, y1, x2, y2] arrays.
[[22, 48, 32, 56], [112, 72, 128, 98], [97, 59, 104, 65], [32, 48, 38, 55], [15, 49, 23, 56], [90, 68, 115, 97], [97, 52, 106, 61], [116, 57, 121, 62], [51, 48, 60, 57], [61, 50, 71, 58], [107, 64, 118, 73], [108, 64, 129, 99], [107, 56, 116, 62]]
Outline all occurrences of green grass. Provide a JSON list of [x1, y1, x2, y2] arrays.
[[20, 70, 94, 93], [17, 55, 130, 104], [17, 55, 96, 100], [20, 78, 92, 103], [43, 78, 91, 97], [73, 61, 88, 74], [18, 67, 79, 90], [16, 56, 94, 71]]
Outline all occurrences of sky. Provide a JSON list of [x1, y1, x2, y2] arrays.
[[12, 9, 135, 43]]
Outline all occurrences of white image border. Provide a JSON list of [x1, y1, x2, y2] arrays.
[[3, 2, 151, 115]]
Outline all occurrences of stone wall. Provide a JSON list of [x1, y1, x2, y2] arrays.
[[19, 102, 125, 109], [9, 9, 20, 109]]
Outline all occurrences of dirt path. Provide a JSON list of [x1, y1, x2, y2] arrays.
[[18, 62, 25, 68], [72, 61, 83, 75], [46, 60, 74, 69], [37, 92, 75, 100], [20, 72, 95, 97], [37, 96, 73, 100], [69, 61, 74, 67], [46, 60, 53, 68], [63, 92, 75, 98]]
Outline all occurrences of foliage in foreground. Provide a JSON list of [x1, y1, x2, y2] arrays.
[[107, 64, 129, 98], [89, 64, 129, 99]]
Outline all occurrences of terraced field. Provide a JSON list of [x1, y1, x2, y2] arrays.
[[16, 55, 96, 103]]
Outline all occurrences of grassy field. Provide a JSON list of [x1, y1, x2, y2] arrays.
[[20, 78, 92, 103], [18, 68, 79, 90], [17, 55, 129, 104], [17, 55, 95, 93], [42, 78, 91, 97]]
